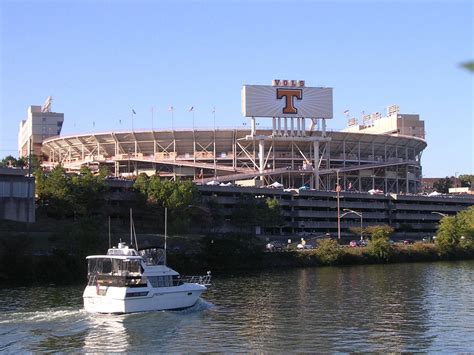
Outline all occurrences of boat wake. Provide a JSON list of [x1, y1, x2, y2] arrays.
[[169, 298, 215, 314], [0, 308, 85, 325]]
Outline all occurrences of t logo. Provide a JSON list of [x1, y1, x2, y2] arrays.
[[276, 88, 303, 114]]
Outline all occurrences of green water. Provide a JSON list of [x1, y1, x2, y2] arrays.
[[1, 261, 474, 352]]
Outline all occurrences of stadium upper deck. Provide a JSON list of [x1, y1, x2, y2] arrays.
[[42, 125, 426, 194]]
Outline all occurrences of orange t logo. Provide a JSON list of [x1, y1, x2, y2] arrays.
[[276, 88, 303, 114]]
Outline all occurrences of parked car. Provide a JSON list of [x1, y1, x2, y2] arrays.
[[357, 240, 367, 247], [297, 243, 314, 250], [266, 241, 284, 251], [403, 239, 415, 245], [349, 240, 358, 247]]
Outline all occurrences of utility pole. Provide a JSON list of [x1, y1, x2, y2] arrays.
[[336, 170, 341, 240]]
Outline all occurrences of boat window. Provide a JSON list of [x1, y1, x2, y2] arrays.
[[88, 258, 141, 276], [147, 275, 174, 287], [138, 248, 165, 265]]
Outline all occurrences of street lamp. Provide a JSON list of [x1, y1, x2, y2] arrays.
[[431, 211, 448, 217], [341, 208, 363, 241]]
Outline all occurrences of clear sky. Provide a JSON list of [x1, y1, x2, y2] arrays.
[[0, 0, 472, 177]]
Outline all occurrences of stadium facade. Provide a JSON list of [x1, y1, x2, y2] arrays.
[[36, 82, 426, 195], [17, 84, 474, 239]]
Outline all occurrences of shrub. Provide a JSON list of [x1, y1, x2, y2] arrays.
[[316, 239, 341, 265], [365, 225, 394, 261]]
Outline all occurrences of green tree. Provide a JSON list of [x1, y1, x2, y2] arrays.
[[462, 61, 474, 72], [70, 167, 106, 217], [436, 206, 474, 252], [34, 167, 46, 197], [16, 157, 27, 168], [316, 239, 341, 265], [38, 165, 73, 218], [433, 177, 453, 193], [257, 198, 286, 232], [133, 173, 149, 193], [459, 174, 474, 188], [365, 225, 394, 261], [1, 155, 17, 167]]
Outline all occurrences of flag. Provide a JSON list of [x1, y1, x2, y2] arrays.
[[132, 109, 136, 114], [188, 106, 194, 112], [348, 182, 352, 190], [343, 109, 349, 117], [168, 106, 174, 111]]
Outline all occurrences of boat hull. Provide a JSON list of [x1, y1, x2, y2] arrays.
[[83, 283, 206, 314]]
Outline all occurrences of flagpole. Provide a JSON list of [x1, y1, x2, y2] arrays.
[[151, 106, 154, 131], [131, 111, 134, 131], [213, 107, 216, 130], [171, 108, 174, 130]]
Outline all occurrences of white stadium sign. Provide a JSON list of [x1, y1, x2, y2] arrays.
[[242, 80, 333, 118]]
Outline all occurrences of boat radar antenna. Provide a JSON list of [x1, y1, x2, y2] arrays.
[[41, 96, 53, 113]]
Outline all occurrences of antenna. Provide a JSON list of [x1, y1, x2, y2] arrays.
[[130, 208, 133, 246], [164, 207, 167, 266], [41, 96, 53, 113]]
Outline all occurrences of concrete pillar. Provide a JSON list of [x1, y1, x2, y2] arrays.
[[314, 141, 319, 191], [259, 139, 265, 181]]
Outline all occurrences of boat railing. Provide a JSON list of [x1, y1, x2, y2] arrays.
[[87, 274, 98, 287], [181, 273, 212, 286]]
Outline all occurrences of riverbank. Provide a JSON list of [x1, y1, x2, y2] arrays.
[[2, 235, 474, 286]]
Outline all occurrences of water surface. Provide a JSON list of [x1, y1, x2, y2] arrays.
[[1, 261, 474, 352]]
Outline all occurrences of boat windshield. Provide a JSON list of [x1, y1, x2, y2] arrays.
[[138, 248, 165, 266], [88, 258, 142, 276]]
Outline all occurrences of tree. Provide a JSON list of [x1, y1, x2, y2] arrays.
[[70, 167, 106, 217], [459, 174, 474, 188], [1, 155, 17, 167], [433, 177, 453, 193], [316, 239, 341, 265], [257, 198, 286, 233], [37, 165, 73, 218], [365, 225, 394, 261], [436, 206, 474, 253]]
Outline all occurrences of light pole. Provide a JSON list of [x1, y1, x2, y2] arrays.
[[336, 170, 341, 240], [341, 208, 363, 241], [431, 211, 448, 218]]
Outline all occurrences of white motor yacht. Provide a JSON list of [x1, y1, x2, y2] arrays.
[[83, 242, 211, 314]]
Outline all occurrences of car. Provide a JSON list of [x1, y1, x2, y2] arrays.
[[349, 240, 358, 247], [297, 243, 314, 250], [266, 241, 284, 252], [403, 239, 415, 245], [356, 240, 367, 247]]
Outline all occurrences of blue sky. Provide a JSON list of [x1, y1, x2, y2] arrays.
[[1, 0, 472, 177]]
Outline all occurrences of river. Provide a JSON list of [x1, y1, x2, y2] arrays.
[[1, 260, 474, 352]]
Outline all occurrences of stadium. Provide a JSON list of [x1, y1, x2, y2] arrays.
[[19, 82, 474, 240], [36, 80, 426, 195]]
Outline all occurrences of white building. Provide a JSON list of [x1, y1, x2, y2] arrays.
[[18, 97, 64, 157], [342, 105, 425, 139]]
